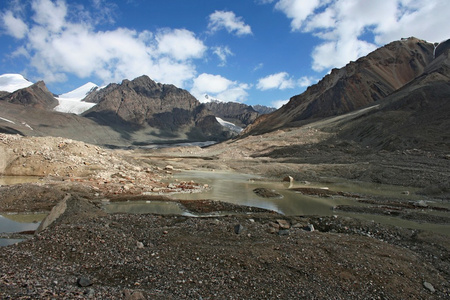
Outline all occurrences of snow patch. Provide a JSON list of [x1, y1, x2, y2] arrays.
[[200, 94, 224, 103], [0, 74, 33, 93], [54, 82, 99, 114], [0, 116, 15, 124], [216, 117, 243, 133]]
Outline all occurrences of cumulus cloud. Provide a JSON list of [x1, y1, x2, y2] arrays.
[[191, 73, 249, 102], [0, 0, 207, 88], [156, 28, 206, 61], [1, 10, 28, 38], [213, 46, 233, 66], [208, 10, 252, 36], [257, 72, 295, 90], [271, 0, 450, 72]]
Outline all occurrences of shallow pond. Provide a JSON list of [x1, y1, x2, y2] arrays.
[[103, 200, 195, 216], [0, 213, 46, 246], [0, 176, 43, 185], [144, 170, 448, 235]]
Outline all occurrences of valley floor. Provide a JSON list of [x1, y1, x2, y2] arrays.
[[0, 132, 449, 299]]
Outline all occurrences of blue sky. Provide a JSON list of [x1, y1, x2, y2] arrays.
[[1, 0, 449, 108]]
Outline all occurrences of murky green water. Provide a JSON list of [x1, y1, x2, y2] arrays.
[[0, 214, 45, 233], [0, 213, 46, 246], [167, 170, 449, 235], [103, 200, 195, 216], [0, 176, 42, 185], [169, 170, 422, 215]]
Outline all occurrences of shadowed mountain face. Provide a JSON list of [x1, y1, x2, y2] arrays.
[[204, 102, 260, 128], [0, 81, 58, 110], [82, 75, 233, 142], [243, 37, 436, 136]]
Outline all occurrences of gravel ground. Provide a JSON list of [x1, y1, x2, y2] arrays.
[[1, 133, 449, 299], [1, 195, 449, 299]]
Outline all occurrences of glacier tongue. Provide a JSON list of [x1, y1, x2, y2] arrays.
[[54, 82, 99, 114]]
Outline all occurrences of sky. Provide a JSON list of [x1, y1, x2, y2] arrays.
[[0, 0, 449, 108]]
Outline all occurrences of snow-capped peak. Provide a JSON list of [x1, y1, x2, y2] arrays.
[[200, 94, 224, 103], [0, 73, 33, 93], [58, 82, 98, 100]]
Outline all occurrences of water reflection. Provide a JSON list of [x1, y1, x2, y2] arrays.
[[0, 214, 43, 233], [170, 170, 369, 216], [103, 200, 195, 216], [0, 214, 44, 247], [0, 238, 25, 247]]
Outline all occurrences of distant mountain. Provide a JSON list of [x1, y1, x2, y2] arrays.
[[54, 82, 98, 114], [244, 37, 437, 136], [204, 101, 260, 128], [199, 94, 276, 128], [0, 74, 33, 93], [83, 75, 234, 143], [252, 105, 276, 115], [0, 81, 58, 110]]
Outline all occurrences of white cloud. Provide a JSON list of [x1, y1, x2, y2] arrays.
[[1, 0, 207, 88], [257, 72, 295, 90], [191, 73, 249, 102], [213, 46, 233, 66], [1, 10, 28, 38], [298, 76, 318, 87], [156, 28, 207, 61], [271, 99, 289, 109], [208, 10, 252, 36], [31, 0, 67, 33], [275, 0, 321, 31], [271, 0, 450, 72]]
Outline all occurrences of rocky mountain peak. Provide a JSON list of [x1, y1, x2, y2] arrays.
[[0, 80, 58, 110], [82, 75, 233, 143]]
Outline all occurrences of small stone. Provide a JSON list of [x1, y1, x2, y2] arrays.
[[304, 224, 315, 232], [124, 289, 146, 300], [423, 281, 435, 293], [136, 241, 144, 249], [278, 229, 290, 236], [77, 277, 92, 287], [164, 165, 174, 171], [283, 176, 294, 183], [276, 219, 291, 229], [415, 200, 428, 208], [234, 224, 244, 234]]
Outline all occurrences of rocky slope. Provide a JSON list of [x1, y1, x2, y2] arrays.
[[243, 37, 437, 136]]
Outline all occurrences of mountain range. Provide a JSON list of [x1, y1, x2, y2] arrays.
[[242, 37, 449, 154], [0, 37, 448, 152], [0, 74, 271, 146]]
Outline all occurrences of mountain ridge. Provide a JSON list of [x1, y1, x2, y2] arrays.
[[243, 37, 437, 136]]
